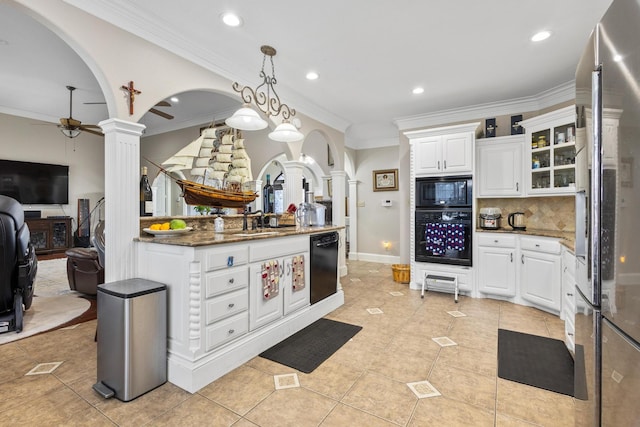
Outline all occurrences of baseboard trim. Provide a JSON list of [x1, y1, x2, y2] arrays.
[[348, 252, 401, 264]]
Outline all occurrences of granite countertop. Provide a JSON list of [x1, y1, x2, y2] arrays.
[[476, 227, 575, 252], [136, 225, 344, 247]]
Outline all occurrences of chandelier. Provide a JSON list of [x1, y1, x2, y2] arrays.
[[225, 45, 304, 143]]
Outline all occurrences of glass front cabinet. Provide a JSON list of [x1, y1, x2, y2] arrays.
[[520, 106, 576, 195]]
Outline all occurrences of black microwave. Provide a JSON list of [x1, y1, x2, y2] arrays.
[[415, 176, 472, 208]]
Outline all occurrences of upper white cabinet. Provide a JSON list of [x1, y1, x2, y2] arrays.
[[476, 135, 524, 197], [405, 122, 480, 177], [520, 106, 577, 195]]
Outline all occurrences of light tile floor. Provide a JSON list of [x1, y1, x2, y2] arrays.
[[0, 260, 574, 426]]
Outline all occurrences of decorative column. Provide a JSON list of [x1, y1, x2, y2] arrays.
[[282, 161, 304, 209], [348, 179, 359, 260], [321, 176, 332, 200], [330, 170, 347, 277], [99, 118, 146, 282]]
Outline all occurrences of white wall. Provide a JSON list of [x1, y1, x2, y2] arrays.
[[0, 112, 104, 233], [354, 145, 401, 262]]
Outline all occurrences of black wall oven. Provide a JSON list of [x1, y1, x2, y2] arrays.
[[415, 176, 473, 266]]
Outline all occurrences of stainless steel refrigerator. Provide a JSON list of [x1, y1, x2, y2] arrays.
[[574, 0, 640, 425]]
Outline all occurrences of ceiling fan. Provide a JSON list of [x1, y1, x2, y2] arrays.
[[84, 99, 175, 120], [59, 86, 102, 138]]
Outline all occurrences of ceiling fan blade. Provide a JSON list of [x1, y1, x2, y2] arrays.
[[149, 107, 174, 120], [82, 124, 101, 129], [79, 126, 103, 136], [155, 100, 171, 107], [60, 117, 81, 127]]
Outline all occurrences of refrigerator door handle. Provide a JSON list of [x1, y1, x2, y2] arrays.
[[591, 66, 603, 307]]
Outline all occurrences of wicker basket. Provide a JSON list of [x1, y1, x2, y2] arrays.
[[391, 264, 410, 283]]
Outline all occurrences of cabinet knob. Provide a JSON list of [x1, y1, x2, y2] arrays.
[[494, 239, 498, 243], [568, 332, 574, 337], [228, 329, 235, 334], [228, 278, 234, 284], [567, 293, 574, 297], [535, 244, 540, 248], [228, 303, 235, 308]]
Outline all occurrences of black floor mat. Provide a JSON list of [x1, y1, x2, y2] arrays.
[[498, 329, 574, 397], [259, 318, 362, 373]]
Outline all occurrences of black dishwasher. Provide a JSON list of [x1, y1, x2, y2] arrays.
[[309, 232, 339, 304]]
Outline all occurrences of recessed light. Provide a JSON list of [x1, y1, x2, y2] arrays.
[[531, 31, 551, 42], [170, 96, 179, 103], [412, 87, 424, 95], [306, 71, 319, 80], [221, 12, 242, 27], [613, 54, 623, 62]]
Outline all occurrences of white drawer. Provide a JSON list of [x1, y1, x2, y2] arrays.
[[249, 235, 308, 262], [520, 236, 561, 254], [205, 288, 248, 324], [201, 244, 248, 272], [476, 233, 517, 248], [205, 312, 248, 352], [205, 265, 248, 297]]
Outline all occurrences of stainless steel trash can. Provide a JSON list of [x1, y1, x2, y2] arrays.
[[93, 278, 167, 402]]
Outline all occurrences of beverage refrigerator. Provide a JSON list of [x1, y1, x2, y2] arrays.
[[574, 0, 640, 425]]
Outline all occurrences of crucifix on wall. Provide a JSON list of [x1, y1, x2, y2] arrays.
[[120, 81, 141, 115]]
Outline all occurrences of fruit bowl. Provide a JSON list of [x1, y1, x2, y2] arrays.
[[143, 227, 193, 236]]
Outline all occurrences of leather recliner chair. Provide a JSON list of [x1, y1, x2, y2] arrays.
[[66, 220, 104, 296], [0, 195, 37, 334]]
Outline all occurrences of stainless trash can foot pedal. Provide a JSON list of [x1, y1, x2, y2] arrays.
[[93, 381, 115, 399]]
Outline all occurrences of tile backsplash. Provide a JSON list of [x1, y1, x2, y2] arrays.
[[477, 196, 575, 231]]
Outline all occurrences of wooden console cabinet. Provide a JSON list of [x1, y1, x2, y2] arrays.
[[25, 217, 72, 255]]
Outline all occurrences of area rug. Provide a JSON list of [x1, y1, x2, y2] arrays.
[[497, 329, 574, 397], [260, 318, 362, 373], [0, 257, 90, 345]]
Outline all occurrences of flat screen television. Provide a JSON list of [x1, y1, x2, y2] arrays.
[[0, 159, 69, 205]]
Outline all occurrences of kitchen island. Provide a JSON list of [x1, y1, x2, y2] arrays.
[[136, 224, 344, 393]]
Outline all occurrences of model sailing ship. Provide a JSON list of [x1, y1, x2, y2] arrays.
[[161, 127, 257, 208]]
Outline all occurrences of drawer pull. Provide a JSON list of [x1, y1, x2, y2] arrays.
[[228, 329, 235, 334], [228, 303, 235, 308], [494, 239, 498, 243], [567, 293, 574, 297], [535, 244, 540, 248], [516, 182, 519, 192], [510, 252, 513, 263], [568, 332, 574, 337], [228, 278, 235, 284], [521, 254, 524, 264]]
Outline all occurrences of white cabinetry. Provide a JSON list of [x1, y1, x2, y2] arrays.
[[477, 234, 517, 296], [406, 122, 480, 177], [476, 135, 524, 197], [475, 233, 564, 315], [519, 236, 562, 312], [520, 106, 576, 195], [248, 236, 310, 331], [561, 248, 576, 352]]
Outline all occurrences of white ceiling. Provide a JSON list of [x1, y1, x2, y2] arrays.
[[0, 0, 613, 146]]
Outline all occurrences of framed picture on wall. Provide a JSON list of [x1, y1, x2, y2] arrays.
[[373, 169, 398, 191]]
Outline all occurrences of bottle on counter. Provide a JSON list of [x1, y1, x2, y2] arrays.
[[140, 166, 153, 216], [273, 180, 284, 214], [214, 215, 224, 233], [263, 174, 274, 213]]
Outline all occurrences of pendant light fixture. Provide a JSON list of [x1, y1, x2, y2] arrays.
[[226, 45, 304, 142]]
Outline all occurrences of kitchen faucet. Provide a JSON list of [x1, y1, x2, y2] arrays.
[[243, 209, 264, 231]]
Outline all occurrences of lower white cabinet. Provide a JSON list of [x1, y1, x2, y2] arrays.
[[476, 232, 562, 315], [520, 248, 561, 312], [561, 248, 576, 352], [248, 236, 310, 331], [477, 234, 517, 297]]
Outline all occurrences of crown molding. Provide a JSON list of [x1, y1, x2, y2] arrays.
[[63, 0, 351, 133], [394, 81, 575, 131]]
